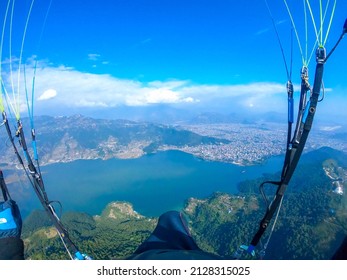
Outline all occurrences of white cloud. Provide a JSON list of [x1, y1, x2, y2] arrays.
[[146, 88, 181, 104], [27, 64, 202, 109], [319, 126, 342, 131], [3, 60, 325, 116], [38, 89, 57, 100]]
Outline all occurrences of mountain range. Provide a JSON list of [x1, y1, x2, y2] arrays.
[[0, 114, 229, 166]]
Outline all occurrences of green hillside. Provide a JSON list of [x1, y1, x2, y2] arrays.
[[185, 147, 347, 259], [22, 202, 156, 260], [21, 147, 347, 260]]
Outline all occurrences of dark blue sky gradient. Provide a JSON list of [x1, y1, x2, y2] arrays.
[[14, 0, 345, 85]]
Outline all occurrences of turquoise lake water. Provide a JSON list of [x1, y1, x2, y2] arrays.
[[15, 150, 284, 218]]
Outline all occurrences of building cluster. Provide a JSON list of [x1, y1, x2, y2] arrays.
[[176, 123, 347, 166]]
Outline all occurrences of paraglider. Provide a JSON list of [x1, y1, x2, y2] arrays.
[[0, 0, 346, 261]]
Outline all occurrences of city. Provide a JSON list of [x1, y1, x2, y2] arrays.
[[162, 122, 347, 166]]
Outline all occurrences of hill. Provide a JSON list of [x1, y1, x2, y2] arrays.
[[2, 114, 345, 168], [0, 114, 229, 166], [21, 147, 347, 260], [22, 202, 157, 260], [185, 147, 347, 259]]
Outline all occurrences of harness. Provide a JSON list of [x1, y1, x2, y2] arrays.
[[0, 0, 91, 260], [234, 1, 346, 258]]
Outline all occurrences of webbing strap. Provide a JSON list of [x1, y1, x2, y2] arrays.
[[1, 114, 86, 259], [0, 170, 10, 201], [15, 122, 83, 259], [250, 47, 326, 248]]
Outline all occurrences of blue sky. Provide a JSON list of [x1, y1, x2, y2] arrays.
[[1, 0, 346, 122]]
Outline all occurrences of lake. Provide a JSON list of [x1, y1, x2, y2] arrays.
[[12, 150, 284, 218]]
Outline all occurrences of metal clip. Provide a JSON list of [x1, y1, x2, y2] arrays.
[[316, 47, 326, 64]]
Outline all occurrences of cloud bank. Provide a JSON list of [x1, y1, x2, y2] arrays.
[[3, 60, 344, 120], [8, 61, 289, 114]]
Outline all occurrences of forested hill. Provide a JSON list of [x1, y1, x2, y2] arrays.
[[21, 147, 347, 260], [187, 146, 347, 260]]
